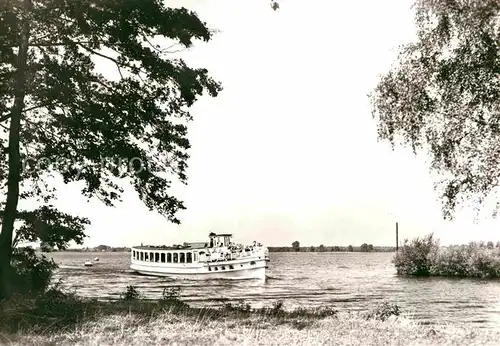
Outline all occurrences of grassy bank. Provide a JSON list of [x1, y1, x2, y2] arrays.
[[394, 233, 500, 278], [7, 310, 500, 346], [1, 286, 499, 345]]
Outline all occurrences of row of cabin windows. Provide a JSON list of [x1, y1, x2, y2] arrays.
[[132, 250, 196, 263]]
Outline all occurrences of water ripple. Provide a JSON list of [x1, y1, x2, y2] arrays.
[[48, 251, 500, 331]]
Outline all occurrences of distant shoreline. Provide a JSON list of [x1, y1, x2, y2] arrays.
[[42, 246, 396, 253], [268, 246, 395, 253]]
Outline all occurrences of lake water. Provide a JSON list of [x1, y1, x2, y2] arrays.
[[49, 251, 500, 330]]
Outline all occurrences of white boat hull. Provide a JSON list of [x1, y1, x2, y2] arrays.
[[131, 266, 266, 280], [130, 258, 268, 280]]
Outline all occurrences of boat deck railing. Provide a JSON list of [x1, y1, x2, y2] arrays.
[[203, 247, 267, 262]]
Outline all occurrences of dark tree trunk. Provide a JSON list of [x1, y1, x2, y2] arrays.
[[0, 0, 32, 300]]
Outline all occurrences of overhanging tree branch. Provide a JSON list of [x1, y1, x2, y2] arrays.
[[77, 43, 124, 79], [0, 103, 61, 123], [371, 0, 500, 220], [0, 0, 223, 299]]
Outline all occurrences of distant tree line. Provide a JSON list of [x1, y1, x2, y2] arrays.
[[269, 241, 395, 253], [37, 245, 131, 253]]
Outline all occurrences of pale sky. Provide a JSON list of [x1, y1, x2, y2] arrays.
[[25, 0, 500, 247]]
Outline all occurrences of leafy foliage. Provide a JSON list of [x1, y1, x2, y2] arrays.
[[393, 233, 440, 276], [1, 0, 221, 221], [10, 247, 58, 295], [7, 205, 89, 249], [360, 243, 370, 252], [371, 0, 500, 219], [393, 233, 500, 278], [0, 0, 221, 298]]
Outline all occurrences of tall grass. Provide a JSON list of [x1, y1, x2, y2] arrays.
[[0, 284, 342, 335], [394, 233, 500, 278], [2, 289, 499, 346], [0, 284, 414, 345], [2, 284, 500, 345], [11, 311, 500, 346]]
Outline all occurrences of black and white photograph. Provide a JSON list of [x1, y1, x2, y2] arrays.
[[0, 0, 500, 345]]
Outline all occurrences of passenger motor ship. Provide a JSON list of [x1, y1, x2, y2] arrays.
[[130, 233, 270, 279]]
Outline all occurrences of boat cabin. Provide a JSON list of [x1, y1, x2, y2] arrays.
[[131, 233, 239, 265], [131, 246, 201, 265]]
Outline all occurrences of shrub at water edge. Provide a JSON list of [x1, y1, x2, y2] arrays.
[[393, 233, 500, 278]]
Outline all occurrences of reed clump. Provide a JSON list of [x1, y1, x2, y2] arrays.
[[393, 233, 500, 278]]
